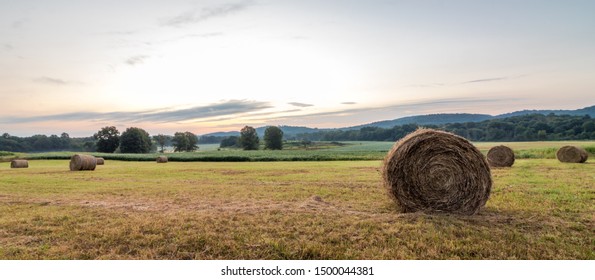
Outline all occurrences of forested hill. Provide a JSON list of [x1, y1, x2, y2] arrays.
[[346, 113, 493, 130], [200, 105, 595, 139], [496, 105, 595, 118], [294, 114, 595, 142]]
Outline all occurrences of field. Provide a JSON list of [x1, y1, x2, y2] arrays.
[[1, 143, 593, 259], [4, 140, 595, 162]]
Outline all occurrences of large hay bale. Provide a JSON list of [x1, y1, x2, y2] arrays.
[[69, 154, 97, 171], [156, 156, 168, 163], [556, 146, 588, 163], [96, 157, 105, 165], [487, 145, 515, 167], [382, 129, 492, 215], [11, 159, 28, 168]]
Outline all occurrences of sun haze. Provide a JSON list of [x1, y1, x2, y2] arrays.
[[1, 0, 594, 136]]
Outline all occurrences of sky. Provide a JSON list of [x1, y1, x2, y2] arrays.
[[1, 0, 594, 136]]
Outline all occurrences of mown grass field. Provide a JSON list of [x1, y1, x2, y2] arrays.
[[1, 155, 593, 259]]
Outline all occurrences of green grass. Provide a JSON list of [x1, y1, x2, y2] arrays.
[[0, 159, 593, 259], [6, 141, 595, 162]]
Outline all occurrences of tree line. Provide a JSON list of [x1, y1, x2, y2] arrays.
[[291, 114, 595, 142], [0, 125, 285, 153], [2, 114, 593, 153]]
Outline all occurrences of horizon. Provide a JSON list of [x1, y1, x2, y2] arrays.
[[2, 1, 594, 137]]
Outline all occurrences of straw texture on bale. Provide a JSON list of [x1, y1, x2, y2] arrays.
[[69, 154, 97, 171], [10, 159, 29, 168], [487, 145, 515, 167], [156, 156, 168, 163], [556, 146, 588, 163], [96, 157, 105, 165], [382, 129, 492, 215]]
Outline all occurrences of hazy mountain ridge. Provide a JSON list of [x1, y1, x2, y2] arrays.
[[202, 105, 595, 138]]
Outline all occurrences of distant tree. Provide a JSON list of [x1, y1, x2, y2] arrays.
[[220, 136, 239, 148], [264, 126, 284, 150], [119, 127, 151, 153], [153, 134, 168, 153], [172, 131, 198, 152], [239, 126, 259, 150], [537, 130, 547, 140], [94, 126, 120, 153]]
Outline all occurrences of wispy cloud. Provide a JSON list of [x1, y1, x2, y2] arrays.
[[2, 44, 13, 51], [12, 19, 27, 29], [162, 0, 255, 27], [33, 77, 82, 86], [265, 97, 520, 123], [462, 77, 510, 84], [125, 55, 149, 66], [1, 100, 272, 124], [288, 102, 313, 107], [341, 102, 357, 105]]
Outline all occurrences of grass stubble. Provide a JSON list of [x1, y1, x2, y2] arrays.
[[0, 158, 593, 260]]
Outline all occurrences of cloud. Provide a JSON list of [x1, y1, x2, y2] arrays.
[[162, 0, 255, 27], [341, 102, 357, 105], [2, 44, 13, 51], [12, 19, 27, 29], [125, 55, 149, 66], [1, 100, 273, 124], [463, 77, 509, 84], [33, 77, 82, 86], [288, 102, 313, 107], [267, 97, 520, 123], [462, 75, 527, 84]]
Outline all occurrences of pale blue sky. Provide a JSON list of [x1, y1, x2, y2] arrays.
[[1, 0, 594, 136]]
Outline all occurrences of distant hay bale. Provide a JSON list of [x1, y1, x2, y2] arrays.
[[382, 129, 492, 215], [156, 156, 168, 163], [10, 159, 28, 168], [487, 145, 515, 167], [69, 154, 97, 171], [556, 146, 588, 163], [96, 157, 105, 165]]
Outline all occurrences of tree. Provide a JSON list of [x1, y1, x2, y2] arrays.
[[264, 126, 283, 150], [220, 136, 239, 148], [172, 131, 198, 152], [94, 126, 120, 153], [119, 127, 151, 153], [239, 126, 259, 150], [153, 134, 168, 153]]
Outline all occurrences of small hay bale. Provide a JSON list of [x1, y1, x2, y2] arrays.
[[556, 146, 588, 163], [487, 145, 515, 167], [156, 156, 168, 163], [11, 159, 29, 168], [382, 128, 492, 215], [69, 154, 97, 171], [96, 157, 105, 165]]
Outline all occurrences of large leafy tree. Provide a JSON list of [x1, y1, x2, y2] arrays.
[[264, 126, 283, 150], [94, 126, 120, 153], [239, 126, 259, 150], [153, 134, 169, 153], [172, 131, 198, 152], [119, 127, 151, 153]]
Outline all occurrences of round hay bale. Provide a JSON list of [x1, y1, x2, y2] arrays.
[[156, 156, 168, 163], [96, 157, 105, 165], [382, 129, 492, 215], [556, 146, 588, 163], [487, 145, 515, 167], [11, 159, 29, 168], [69, 154, 97, 171]]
